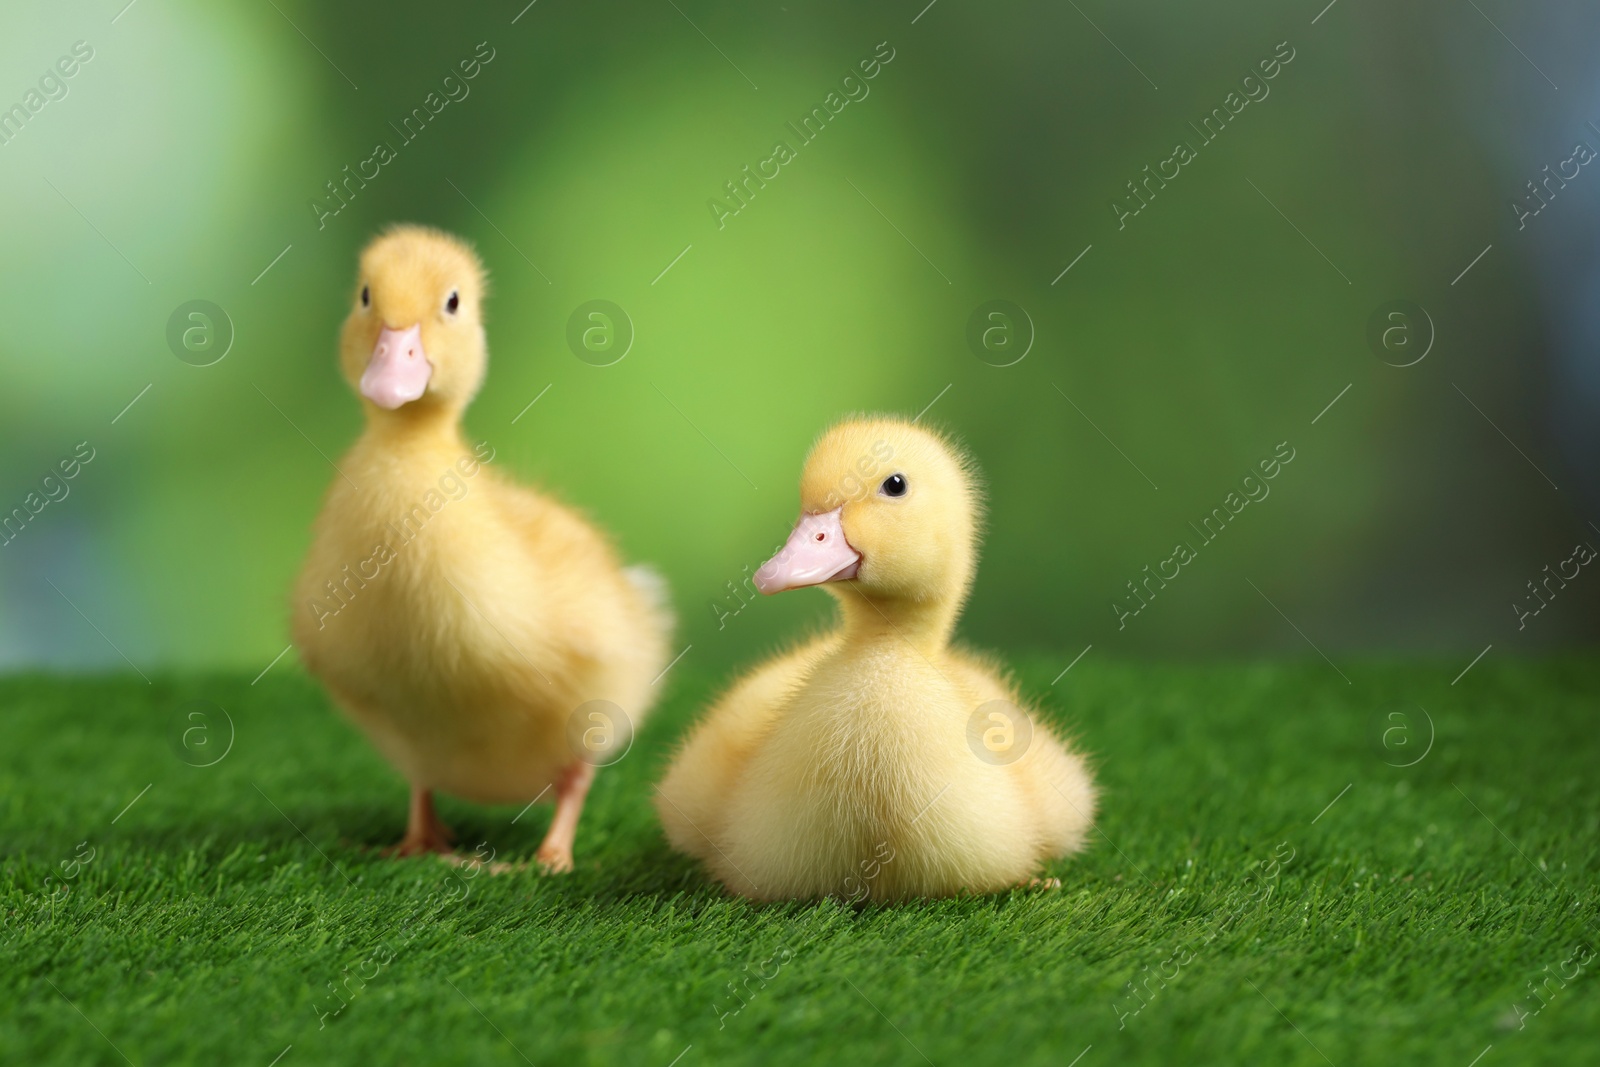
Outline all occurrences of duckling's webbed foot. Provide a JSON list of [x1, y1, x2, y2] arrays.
[[534, 761, 596, 874], [386, 786, 456, 857]]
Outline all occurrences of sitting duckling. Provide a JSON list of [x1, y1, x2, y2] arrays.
[[656, 417, 1096, 900], [292, 224, 671, 871]]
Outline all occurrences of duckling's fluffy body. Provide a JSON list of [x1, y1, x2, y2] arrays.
[[657, 419, 1095, 900], [293, 225, 669, 863], [294, 432, 667, 805]]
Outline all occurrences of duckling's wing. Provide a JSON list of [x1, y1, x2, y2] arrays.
[[655, 636, 835, 861], [945, 645, 1098, 862], [943, 644, 1020, 705], [486, 476, 670, 682]]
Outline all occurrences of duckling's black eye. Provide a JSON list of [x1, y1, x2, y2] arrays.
[[445, 290, 460, 315], [880, 473, 907, 497], [360, 285, 369, 308]]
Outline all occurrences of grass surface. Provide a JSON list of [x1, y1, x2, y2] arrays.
[[2, 655, 1597, 1066]]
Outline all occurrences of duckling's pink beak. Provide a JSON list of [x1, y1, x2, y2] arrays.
[[360, 324, 432, 409], [754, 508, 861, 594]]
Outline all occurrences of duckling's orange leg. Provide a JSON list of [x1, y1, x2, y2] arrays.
[[387, 786, 456, 857], [534, 762, 596, 874]]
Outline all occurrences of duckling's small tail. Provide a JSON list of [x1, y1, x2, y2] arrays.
[[625, 564, 677, 642]]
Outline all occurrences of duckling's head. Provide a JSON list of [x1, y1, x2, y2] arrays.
[[340, 225, 488, 416], [755, 418, 983, 609]]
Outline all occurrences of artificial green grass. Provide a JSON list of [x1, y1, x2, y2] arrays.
[[2, 656, 1597, 1065]]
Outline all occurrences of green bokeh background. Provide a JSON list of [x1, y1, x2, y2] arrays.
[[1, 0, 1593, 675]]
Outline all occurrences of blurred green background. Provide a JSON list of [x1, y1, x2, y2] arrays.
[[1, 0, 1596, 675]]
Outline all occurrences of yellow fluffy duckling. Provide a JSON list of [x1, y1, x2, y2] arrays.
[[292, 224, 671, 871], [656, 417, 1096, 900]]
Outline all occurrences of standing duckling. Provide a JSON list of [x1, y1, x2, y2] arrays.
[[293, 225, 671, 871], [656, 418, 1095, 900]]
